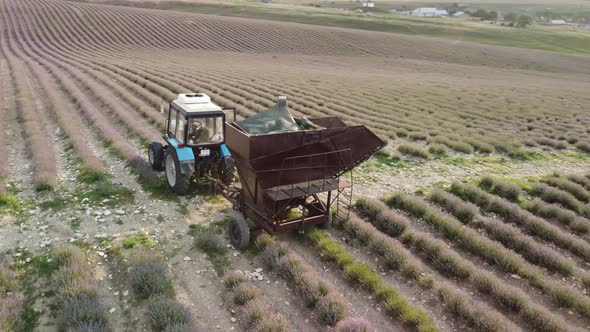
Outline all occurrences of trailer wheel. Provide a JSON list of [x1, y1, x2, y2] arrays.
[[228, 211, 250, 249], [319, 212, 332, 229], [165, 149, 191, 195], [148, 142, 164, 171]]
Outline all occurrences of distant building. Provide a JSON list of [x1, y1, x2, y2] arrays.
[[362, 1, 374, 8], [411, 8, 448, 17], [550, 20, 567, 25], [452, 11, 465, 18]]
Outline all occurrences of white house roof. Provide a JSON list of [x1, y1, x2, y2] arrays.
[[412, 8, 448, 16], [453, 11, 465, 17], [550, 20, 567, 25], [413, 7, 436, 13], [173, 93, 222, 114]]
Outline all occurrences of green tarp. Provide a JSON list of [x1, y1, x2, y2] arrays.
[[235, 97, 303, 135]]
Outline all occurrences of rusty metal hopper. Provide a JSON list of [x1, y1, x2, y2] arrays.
[[225, 113, 385, 207]]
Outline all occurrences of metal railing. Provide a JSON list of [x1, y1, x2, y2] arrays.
[[270, 148, 352, 200]]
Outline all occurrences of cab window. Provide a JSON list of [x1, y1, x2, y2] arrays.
[[177, 115, 187, 144], [188, 116, 224, 145], [168, 107, 177, 137]]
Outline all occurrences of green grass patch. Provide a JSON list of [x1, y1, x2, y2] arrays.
[[13, 252, 59, 277], [122, 234, 155, 249], [12, 252, 59, 330], [361, 151, 407, 171], [0, 192, 24, 216], [177, 202, 189, 215], [69, 217, 82, 229], [508, 150, 548, 161], [493, 176, 540, 193], [39, 195, 69, 210], [307, 228, 437, 332], [106, 245, 122, 256], [562, 151, 590, 161], [69, 240, 94, 253], [352, 169, 381, 183], [441, 156, 507, 167], [441, 151, 556, 169], [187, 224, 207, 237], [77, 166, 110, 184], [359, 159, 405, 173], [207, 195, 225, 204], [34, 181, 54, 192], [138, 177, 179, 202], [74, 180, 135, 207], [31, 255, 60, 277]]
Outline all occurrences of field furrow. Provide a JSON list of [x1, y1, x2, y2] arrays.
[[354, 197, 581, 331], [0, 24, 58, 189], [10, 4, 162, 144], [0, 60, 10, 192]]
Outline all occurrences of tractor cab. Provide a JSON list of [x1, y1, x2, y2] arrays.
[[166, 93, 225, 150], [148, 93, 236, 194]]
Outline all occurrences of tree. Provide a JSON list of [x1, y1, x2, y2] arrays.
[[488, 11, 498, 21], [470, 9, 498, 21], [516, 15, 533, 27], [504, 13, 517, 22], [447, 2, 460, 15]]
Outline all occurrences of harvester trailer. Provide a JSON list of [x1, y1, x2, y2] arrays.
[[148, 93, 385, 249]]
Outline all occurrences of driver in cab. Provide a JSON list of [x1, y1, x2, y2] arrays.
[[188, 118, 223, 145], [188, 120, 208, 145]]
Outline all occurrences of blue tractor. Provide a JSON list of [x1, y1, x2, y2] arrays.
[[147, 93, 236, 194]]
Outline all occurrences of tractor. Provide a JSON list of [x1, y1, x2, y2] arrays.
[[149, 93, 386, 250], [147, 93, 236, 194]]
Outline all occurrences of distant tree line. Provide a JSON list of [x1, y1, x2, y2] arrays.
[[503, 13, 533, 28], [468, 9, 498, 21]]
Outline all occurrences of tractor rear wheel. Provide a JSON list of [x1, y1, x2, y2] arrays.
[[217, 156, 236, 186], [165, 149, 191, 195], [148, 142, 164, 171], [228, 210, 250, 250]]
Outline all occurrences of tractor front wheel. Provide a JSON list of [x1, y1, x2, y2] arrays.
[[148, 142, 164, 171], [228, 210, 250, 250], [165, 149, 191, 195]]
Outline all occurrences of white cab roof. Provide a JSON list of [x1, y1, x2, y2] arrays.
[[172, 93, 222, 114]]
